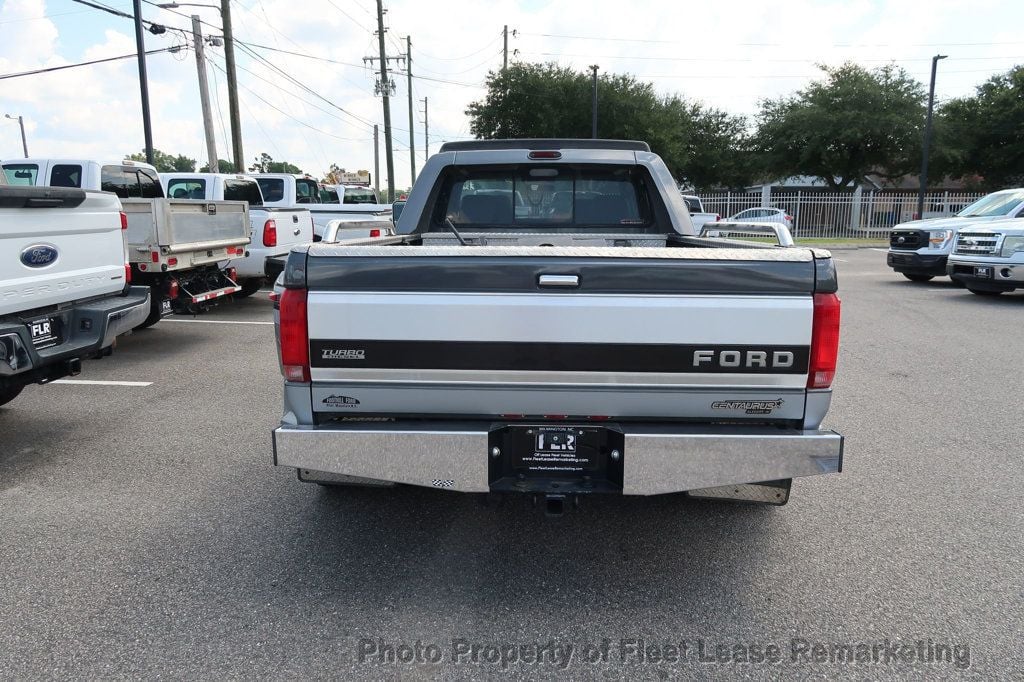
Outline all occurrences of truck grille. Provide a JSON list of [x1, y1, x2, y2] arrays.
[[890, 230, 926, 249], [955, 232, 1001, 256]]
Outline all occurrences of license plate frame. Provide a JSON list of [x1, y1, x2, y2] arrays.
[[488, 424, 624, 493], [973, 266, 993, 279], [27, 316, 60, 349]]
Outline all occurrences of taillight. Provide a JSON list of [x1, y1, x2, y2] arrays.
[[807, 293, 841, 389], [715, 214, 721, 221], [124, 263, 131, 283], [226, 267, 237, 282], [167, 278, 179, 300], [167, 257, 178, 267], [120, 212, 128, 230], [263, 219, 277, 247], [151, 251, 159, 263], [369, 228, 381, 238], [279, 288, 310, 382]]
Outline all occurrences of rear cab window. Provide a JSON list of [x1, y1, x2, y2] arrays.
[[100, 165, 164, 199], [437, 165, 652, 231], [224, 179, 263, 205], [3, 163, 38, 185], [295, 178, 320, 204], [343, 187, 377, 204], [49, 164, 83, 187], [167, 178, 207, 199], [256, 178, 285, 203], [320, 187, 339, 203]]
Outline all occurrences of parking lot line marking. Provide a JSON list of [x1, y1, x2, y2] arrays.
[[52, 379, 152, 387], [162, 318, 274, 326], [870, 248, 888, 252]]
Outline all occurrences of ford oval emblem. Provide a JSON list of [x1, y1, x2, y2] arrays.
[[20, 244, 59, 268]]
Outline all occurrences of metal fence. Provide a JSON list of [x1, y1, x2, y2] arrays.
[[697, 190, 986, 239]]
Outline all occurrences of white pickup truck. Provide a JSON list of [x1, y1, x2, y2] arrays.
[[3, 159, 251, 328], [947, 219, 1024, 295], [271, 139, 844, 513], [252, 174, 393, 241], [0, 180, 150, 407], [680, 193, 721, 231], [160, 173, 312, 296], [887, 188, 1024, 282]]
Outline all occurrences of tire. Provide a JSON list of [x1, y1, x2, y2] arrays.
[[233, 279, 263, 299], [968, 288, 1003, 296], [134, 289, 165, 330], [902, 273, 934, 282], [0, 383, 25, 407]]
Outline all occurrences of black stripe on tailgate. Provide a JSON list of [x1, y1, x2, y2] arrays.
[[310, 340, 809, 374], [305, 257, 814, 295]]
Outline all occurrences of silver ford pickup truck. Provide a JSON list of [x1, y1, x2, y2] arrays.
[[271, 140, 843, 511]]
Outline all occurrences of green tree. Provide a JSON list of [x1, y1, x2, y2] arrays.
[[128, 149, 196, 172], [248, 152, 302, 174], [936, 65, 1024, 189], [200, 159, 235, 173], [754, 63, 926, 189], [466, 62, 754, 189]]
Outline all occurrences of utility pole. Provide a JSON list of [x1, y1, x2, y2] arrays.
[[221, 0, 243, 173], [369, 0, 395, 201], [590, 64, 599, 139], [421, 97, 428, 159], [373, 124, 380, 198], [917, 54, 947, 219], [5, 115, 28, 157], [503, 25, 508, 70], [191, 15, 218, 172], [406, 35, 416, 185], [132, 0, 154, 164]]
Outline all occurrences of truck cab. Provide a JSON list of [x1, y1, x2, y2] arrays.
[[2, 158, 163, 196], [251, 173, 393, 241], [887, 188, 1024, 282]]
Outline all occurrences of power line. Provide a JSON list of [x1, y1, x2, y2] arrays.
[[523, 51, 1024, 64], [0, 46, 180, 80], [415, 33, 504, 61]]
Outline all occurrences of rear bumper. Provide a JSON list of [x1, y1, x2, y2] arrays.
[[0, 286, 150, 384], [272, 421, 843, 495], [887, 250, 947, 275]]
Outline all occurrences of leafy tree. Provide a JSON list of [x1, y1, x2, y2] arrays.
[[128, 149, 196, 173], [248, 152, 302, 174], [754, 63, 926, 189], [935, 65, 1024, 189], [466, 62, 754, 189], [199, 159, 235, 173]]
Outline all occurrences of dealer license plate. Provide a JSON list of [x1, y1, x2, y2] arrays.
[[28, 316, 60, 349]]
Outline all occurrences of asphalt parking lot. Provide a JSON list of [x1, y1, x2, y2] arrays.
[[1, 247, 1021, 677]]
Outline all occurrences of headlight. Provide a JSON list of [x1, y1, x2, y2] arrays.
[[1000, 236, 1024, 258], [928, 230, 953, 249]]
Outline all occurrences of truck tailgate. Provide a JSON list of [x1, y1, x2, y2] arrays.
[[255, 207, 312, 251], [123, 199, 250, 256], [302, 245, 824, 422]]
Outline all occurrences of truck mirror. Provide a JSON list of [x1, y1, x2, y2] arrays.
[[392, 200, 406, 224]]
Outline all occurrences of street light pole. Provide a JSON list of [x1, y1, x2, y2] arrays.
[[917, 54, 947, 219], [5, 115, 28, 157], [590, 65, 599, 139]]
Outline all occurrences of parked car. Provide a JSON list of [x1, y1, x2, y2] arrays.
[[271, 139, 844, 512], [947, 220, 1024, 295], [250, 174, 393, 241], [2, 159, 251, 328], [680, 194, 720, 230], [0, 182, 150, 407], [887, 188, 1024, 282], [726, 207, 794, 229]]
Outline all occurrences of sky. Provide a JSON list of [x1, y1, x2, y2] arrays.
[[1, 0, 1022, 189]]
